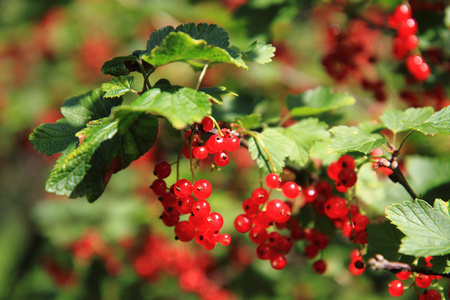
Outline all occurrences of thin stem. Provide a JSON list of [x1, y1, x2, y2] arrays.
[[390, 167, 418, 199], [138, 60, 153, 92], [196, 63, 209, 91], [396, 130, 414, 155], [208, 116, 224, 136], [277, 113, 291, 127], [244, 130, 276, 173]]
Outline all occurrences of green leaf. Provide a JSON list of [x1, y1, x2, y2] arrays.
[[403, 106, 450, 135], [430, 256, 450, 274], [328, 125, 385, 154], [243, 41, 276, 64], [247, 128, 291, 173], [101, 55, 139, 76], [286, 87, 355, 117], [276, 118, 329, 166], [147, 26, 176, 51], [386, 199, 450, 257], [102, 76, 136, 98], [198, 86, 237, 104], [119, 85, 211, 129], [142, 32, 248, 69], [29, 118, 79, 156], [60, 89, 123, 128], [380, 107, 434, 134], [365, 221, 413, 263], [237, 113, 262, 130]]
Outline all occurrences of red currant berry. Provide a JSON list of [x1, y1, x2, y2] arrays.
[[303, 185, 317, 203], [388, 280, 404, 297], [266, 199, 289, 223], [207, 212, 224, 232], [415, 274, 432, 289], [205, 134, 225, 154], [253, 211, 273, 229], [398, 18, 418, 38], [160, 212, 180, 227], [150, 179, 167, 196], [176, 195, 195, 215], [270, 253, 287, 270], [193, 146, 208, 159], [174, 179, 192, 198], [192, 200, 211, 219], [234, 214, 253, 233], [214, 151, 230, 167], [327, 161, 341, 181], [189, 213, 208, 231], [349, 261, 365, 276], [337, 168, 358, 187], [304, 243, 319, 259], [256, 243, 274, 260], [396, 270, 411, 281], [174, 221, 196, 242], [219, 233, 231, 246], [205, 229, 221, 244], [312, 259, 327, 274], [251, 187, 269, 204], [153, 161, 171, 179], [393, 4, 412, 23], [182, 144, 194, 159], [420, 289, 441, 300], [224, 136, 240, 152], [267, 231, 281, 246], [193, 179, 213, 200], [242, 198, 259, 216], [265, 173, 281, 189], [277, 236, 293, 253], [282, 181, 300, 199], [249, 226, 268, 244], [337, 155, 355, 169], [324, 197, 348, 219], [201, 117, 214, 132]]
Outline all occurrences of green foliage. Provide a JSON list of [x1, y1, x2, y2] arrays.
[[102, 76, 136, 98], [328, 126, 385, 154], [403, 106, 450, 135], [243, 41, 276, 64], [101, 55, 139, 76], [379, 107, 434, 134], [286, 87, 355, 117], [386, 199, 450, 257], [29, 119, 79, 156]]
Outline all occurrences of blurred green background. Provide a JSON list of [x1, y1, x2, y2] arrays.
[[1, 0, 449, 299]]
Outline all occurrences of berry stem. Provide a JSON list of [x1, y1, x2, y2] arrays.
[[396, 130, 414, 154], [138, 60, 154, 92], [195, 63, 209, 91], [245, 130, 276, 173]]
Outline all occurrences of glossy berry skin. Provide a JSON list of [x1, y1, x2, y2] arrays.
[[303, 185, 317, 202], [201, 117, 214, 132], [193, 179, 212, 200], [256, 243, 274, 260], [191, 200, 211, 219], [150, 179, 167, 196], [415, 274, 432, 289], [193, 146, 208, 159], [219, 233, 231, 246], [207, 212, 224, 232], [224, 136, 240, 152], [406, 55, 430, 81], [249, 226, 268, 244], [312, 259, 327, 274], [395, 270, 411, 281], [324, 197, 348, 219], [337, 155, 355, 169], [234, 214, 253, 233], [176, 195, 195, 215], [282, 181, 300, 199], [251, 188, 269, 204], [420, 289, 441, 300], [174, 221, 196, 242], [266, 199, 289, 223], [242, 198, 259, 216], [214, 151, 230, 167], [388, 280, 404, 297], [205, 134, 226, 154], [267, 232, 281, 246], [265, 173, 281, 189], [270, 253, 287, 270], [153, 161, 171, 179], [174, 179, 192, 198], [337, 168, 358, 187]]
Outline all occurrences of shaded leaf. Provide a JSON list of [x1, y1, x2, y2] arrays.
[[386, 199, 450, 257], [174, 23, 230, 49], [380, 107, 434, 134], [199, 86, 237, 104], [237, 113, 262, 130], [101, 55, 139, 76], [102, 76, 136, 98], [286, 87, 355, 117], [247, 128, 291, 173], [430, 256, 450, 274], [329, 125, 385, 154]]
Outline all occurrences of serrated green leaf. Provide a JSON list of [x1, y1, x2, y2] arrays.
[[276, 118, 330, 166], [29, 118, 79, 156], [142, 32, 248, 69], [60, 89, 122, 128], [365, 221, 413, 263], [117, 85, 211, 129], [174, 23, 230, 49], [286, 87, 355, 117], [380, 107, 434, 134], [237, 113, 262, 130], [386, 199, 450, 257], [247, 128, 291, 173], [101, 55, 139, 76], [403, 106, 450, 135], [198, 86, 237, 104], [102, 76, 136, 98], [244, 41, 275, 64], [147, 26, 176, 51], [328, 125, 385, 154]]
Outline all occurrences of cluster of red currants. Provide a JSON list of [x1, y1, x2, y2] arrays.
[[327, 155, 358, 193], [388, 3, 430, 82], [234, 173, 302, 270]]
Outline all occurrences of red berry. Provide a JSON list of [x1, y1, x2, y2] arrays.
[[174, 221, 196, 242], [249, 226, 268, 244], [205, 134, 225, 153], [420, 289, 441, 300], [256, 243, 275, 260], [398, 18, 418, 38], [302, 185, 317, 202], [253, 211, 273, 228], [349, 260, 365, 276], [193, 146, 208, 159], [266, 199, 290, 223], [193, 179, 213, 200], [304, 243, 319, 259], [234, 214, 253, 233], [415, 274, 432, 289], [265, 173, 281, 189], [192, 200, 211, 218], [176, 195, 195, 215], [270, 253, 287, 270], [174, 179, 192, 198], [153, 161, 171, 179], [224, 136, 240, 152], [337, 168, 358, 187], [201, 117, 214, 132], [219, 233, 231, 246], [312, 259, 327, 274], [267, 231, 281, 246], [396, 270, 411, 281], [251, 187, 269, 204], [207, 212, 224, 232], [337, 155, 355, 169], [160, 212, 180, 227], [214, 151, 230, 167], [327, 161, 341, 181], [282, 181, 300, 199], [277, 236, 293, 253], [150, 178, 167, 196], [388, 280, 404, 297], [393, 4, 412, 23], [324, 197, 348, 219], [242, 198, 260, 216]]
